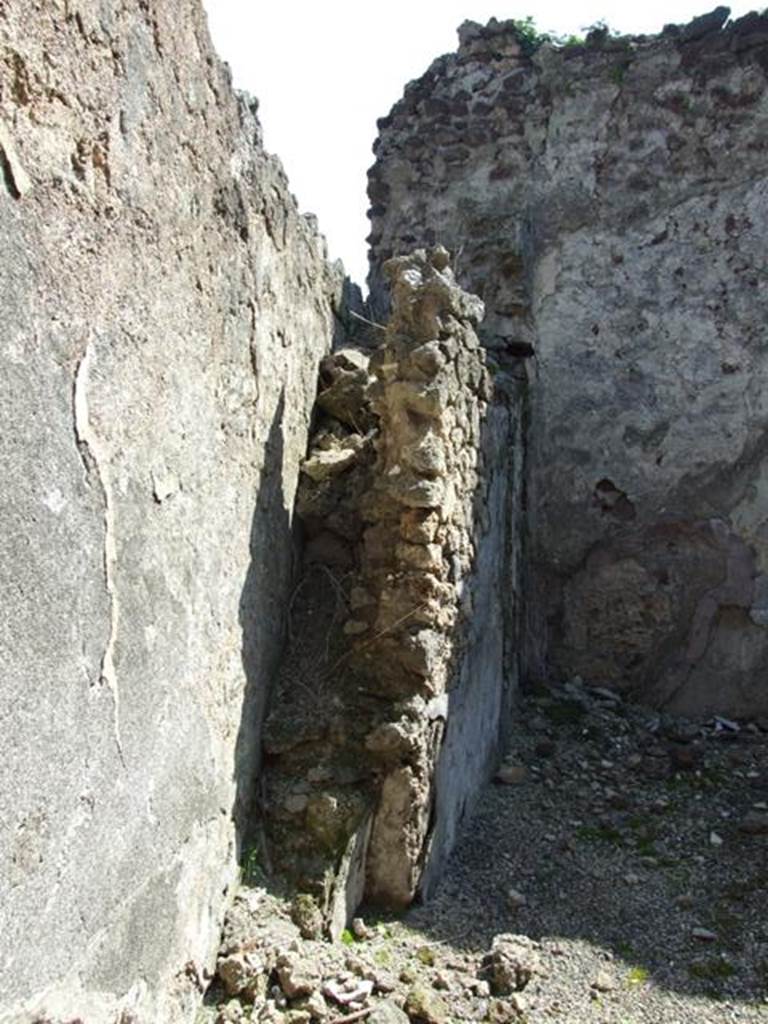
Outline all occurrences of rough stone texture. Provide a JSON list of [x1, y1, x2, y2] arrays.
[[0, 3, 343, 1021], [483, 934, 543, 996], [262, 249, 523, 927], [368, 10, 768, 717]]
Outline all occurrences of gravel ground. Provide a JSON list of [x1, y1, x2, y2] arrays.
[[204, 679, 768, 1024]]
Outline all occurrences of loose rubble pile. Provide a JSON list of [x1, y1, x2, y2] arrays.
[[203, 677, 767, 1024]]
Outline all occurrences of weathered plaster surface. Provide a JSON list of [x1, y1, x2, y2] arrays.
[[0, 3, 342, 1020]]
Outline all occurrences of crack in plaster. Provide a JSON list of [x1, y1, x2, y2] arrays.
[[73, 342, 125, 768]]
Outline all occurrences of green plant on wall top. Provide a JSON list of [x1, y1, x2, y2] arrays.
[[514, 15, 553, 55], [514, 16, 618, 55]]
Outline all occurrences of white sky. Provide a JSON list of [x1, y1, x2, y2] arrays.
[[203, 2, 752, 286]]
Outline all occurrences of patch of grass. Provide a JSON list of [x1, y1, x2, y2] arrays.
[[512, 17, 607, 56], [654, 854, 678, 868], [340, 928, 357, 946], [558, 33, 585, 47], [635, 834, 659, 856], [624, 814, 660, 855], [514, 16, 552, 56], [689, 957, 736, 981], [665, 768, 724, 793], [627, 965, 650, 986], [241, 845, 265, 887], [576, 824, 624, 845]]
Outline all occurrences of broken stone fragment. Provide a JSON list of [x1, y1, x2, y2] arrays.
[[368, 1001, 410, 1024], [217, 950, 264, 998], [366, 765, 432, 907], [396, 628, 449, 679], [505, 887, 527, 910], [257, 1000, 284, 1024], [738, 811, 768, 834], [217, 998, 247, 1023], [292, 990, 329, 1020], [404, 982, 449, 1023], [284, 1010, 312, 1024], [385, 380, 445, 419], [351, 916, 371, 939], [284, 792, 309, 814], [301, 444, 359, 481], [389, 476, 446, 509], [494, 764, 527, 785], [400, 509, 440, 544], [396, 542, 443, 572], [483, 934, 542, 994], [316, 348, 374, 430], [591, 969, 615, 992], [401, 431, 447, 477], [290, 894, 324, 940], [276, 951, 316, 999], [365, 717, 422, 759], [383, 248, 485, 338], [408, 341, 447, 377], [323, 976, 374, 1005]]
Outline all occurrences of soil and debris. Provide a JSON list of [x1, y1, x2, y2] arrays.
[[200, 678, 768, 1024]]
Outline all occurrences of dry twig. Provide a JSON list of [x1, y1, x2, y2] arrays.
[[329, 1009, 372, 1024]]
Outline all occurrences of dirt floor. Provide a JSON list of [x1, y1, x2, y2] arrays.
[[202, 678, 768, 1024]]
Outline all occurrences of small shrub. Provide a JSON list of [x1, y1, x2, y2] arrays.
[[241, 846, 265, 887], [514, 16, 551, 55]]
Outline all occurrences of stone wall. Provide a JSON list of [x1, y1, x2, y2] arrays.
[[368, 9, 768, 718], [0, 3, 343, 1021], [262, 249, 524, 930]]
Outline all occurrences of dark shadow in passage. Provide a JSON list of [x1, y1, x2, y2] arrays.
[[232, 390, 295, 869]]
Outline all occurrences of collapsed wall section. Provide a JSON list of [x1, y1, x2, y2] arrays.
[[262, 248, 524, 929], [0, 3, 343, 1021], [368, 10, 768, 718]]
